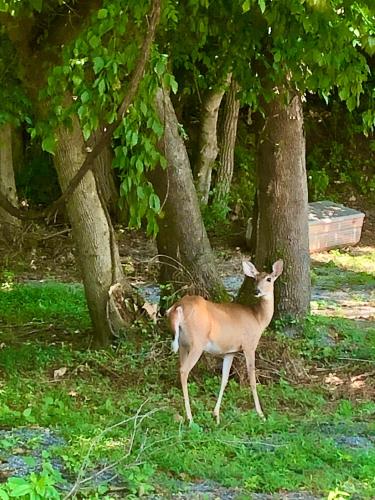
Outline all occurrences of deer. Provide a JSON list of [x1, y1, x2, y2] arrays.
[[167, 259, 283, 424]]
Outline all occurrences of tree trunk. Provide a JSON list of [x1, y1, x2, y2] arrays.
[[92, 130, 119, 218], [54, 113, 133, 347], [0, 123, 20, 241], [213, 77, 240, 206], [195, 84, 227, 205], [151, 88, 228, 301], [238, 91, 310, 318]]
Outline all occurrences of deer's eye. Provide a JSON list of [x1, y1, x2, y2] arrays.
[[266, 277, 272, 282]]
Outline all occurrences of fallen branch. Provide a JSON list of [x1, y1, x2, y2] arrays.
[[39, 228, 72, 240], [63, 400, 162, 500], [338, 357, 375, 364]]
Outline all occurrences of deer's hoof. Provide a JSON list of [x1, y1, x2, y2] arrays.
[[212, 411, 220, 425]]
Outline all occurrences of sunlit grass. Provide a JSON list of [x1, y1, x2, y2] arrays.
[[312, 246, 375, 283]]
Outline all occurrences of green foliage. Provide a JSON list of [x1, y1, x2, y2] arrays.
[[0, 32, 30, 126], [0, 281, 90, 329], [256, 1, 373, 108], [31, 0, 178, 235], [306, 100, 375, 200], [202, 195, 231, 230], [288, 315, 375, 363], [112, 51, 173, 235], [0, 463, 63, 499], [229, 130, 257, 220], [1, 322, 375, 497], [0, 0, 67, 15]]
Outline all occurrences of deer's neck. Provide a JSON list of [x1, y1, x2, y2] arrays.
[[253, 296, 275, 330]]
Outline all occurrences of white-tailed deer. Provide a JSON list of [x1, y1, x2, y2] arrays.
[[167, 259, 283, 424]]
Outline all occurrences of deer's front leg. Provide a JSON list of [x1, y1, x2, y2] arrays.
[[213, 353, 234, 424]]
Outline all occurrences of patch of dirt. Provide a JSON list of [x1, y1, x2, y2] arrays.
[[0, 427, 65, 481], [311, 287, 375, 319], [149, 481, 323, 500]]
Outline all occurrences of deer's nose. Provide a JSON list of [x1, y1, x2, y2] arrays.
[[255, 288, 261, 297]]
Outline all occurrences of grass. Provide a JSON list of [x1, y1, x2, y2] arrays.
[[0, 250, 375, 499], [311, 248, 375, 289]]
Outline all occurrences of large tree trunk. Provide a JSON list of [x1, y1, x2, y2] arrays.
[[238, 91, 310, 318], [0, 123, 20, 241], [54, 113, 133, 347], [213, 77, 240, 206], [195, 83, 227, 205], [151, 88, 228, 301]]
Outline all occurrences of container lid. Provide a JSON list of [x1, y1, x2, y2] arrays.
[[308, 201, 365, 225]]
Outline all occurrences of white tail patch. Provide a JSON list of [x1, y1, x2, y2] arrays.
[[171, 306, 183, 353]]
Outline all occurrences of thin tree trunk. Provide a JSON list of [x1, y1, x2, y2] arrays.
[[54, 112, 133, 347], [238, 91, 310, 318], [151, 88, 228, 301], [247, 188, 258, 258], [195, 83, 228, 205], [213, 77, 240, 205], [0, 123, 20, 241]]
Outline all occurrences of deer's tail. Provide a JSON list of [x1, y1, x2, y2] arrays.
[[166, 304, 183, 353]]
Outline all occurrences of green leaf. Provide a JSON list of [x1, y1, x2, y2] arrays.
[[137, 186, 145, 199], [169, 75, 178, 94], [30, 0, 43, 12], [8, 483, 32, 497], [140, 101, 148, 116], [41, 135, 56, 155], [0, 488, 9, 500], [149, 193, 160, 212], [81, 90, 90, 104], [136, 158, 143, 174], [130, 131, 138, 147], [258, 0, 265, 13], [89, 35, 100, 49], [242, 0, 251, 12], [107, 108, 117, 124], [151, 119, 163, 137], [98, 79, 106, 95], [82, 123, 92, 141], [97, 8, 108, 19], [93, 57, 105, 74], [72, 74, 82, 87], [155, 60, 165, 76]]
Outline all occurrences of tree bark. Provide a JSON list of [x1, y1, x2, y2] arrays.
[[195, 84, 227, 205], [92, 130, 119, 218], [0, 123, 20, 241], [213, 77, 240, 206], [54, 112, 133, 347], [238, 91, 310, 318], [151, 88, 228, 301]]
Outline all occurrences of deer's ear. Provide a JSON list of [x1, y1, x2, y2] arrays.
[[271, 259, 283, 278], [242, 261, 259, 279]]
